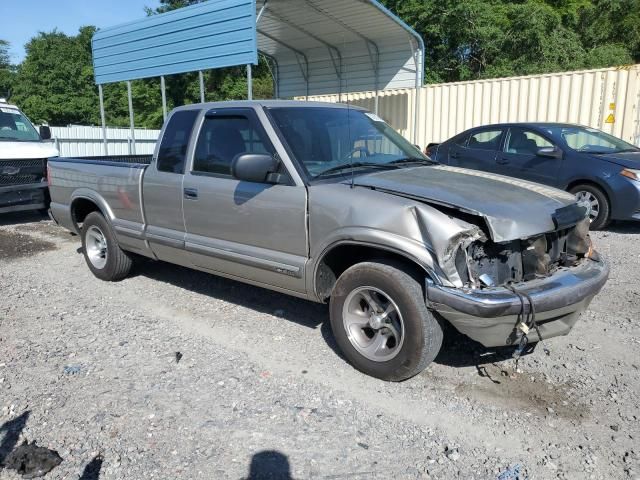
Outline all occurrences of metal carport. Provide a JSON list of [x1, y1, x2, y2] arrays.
[[92, 0, 424, 153]]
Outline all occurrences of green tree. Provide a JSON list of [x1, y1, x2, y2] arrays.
[[0, 40, 15, 99], [148, 0, 208, 14], [11, 27, 102, 125], [0, 40, 10, 68], [381, 0, 638, 83], [10, 27, 161, 127]]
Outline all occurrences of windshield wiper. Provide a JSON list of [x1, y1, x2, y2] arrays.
[[314, 162, 400, 179], [388, 157, 437, 166]]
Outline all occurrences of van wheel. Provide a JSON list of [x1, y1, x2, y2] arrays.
[[329, 261, 443, 381], [81, 212, 132, 281], [569, 184, 610, 230]]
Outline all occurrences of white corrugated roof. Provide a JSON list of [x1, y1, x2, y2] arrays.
[[255, 0, 424, 98]]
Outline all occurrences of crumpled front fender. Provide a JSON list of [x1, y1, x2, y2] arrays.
[[308, 184, 485, 292]]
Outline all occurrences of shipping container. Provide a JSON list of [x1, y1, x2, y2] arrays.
[[301, 64, 640, 148]]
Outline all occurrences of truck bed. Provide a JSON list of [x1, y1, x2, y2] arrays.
[[48, 155, 150, 236]]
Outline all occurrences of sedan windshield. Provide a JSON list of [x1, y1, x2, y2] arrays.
[[0, 108, 41, 142], [267, 107, 432, 179], [544, 125, 639, 154]]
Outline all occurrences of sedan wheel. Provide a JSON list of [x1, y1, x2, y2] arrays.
[[575, 190, 600, 222], [569, 184, 610, 230]]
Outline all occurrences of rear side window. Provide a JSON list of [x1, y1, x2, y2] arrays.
[[193, 115, 275, 176], [157, 110, 199, 174], [454, 134, 468, 147], [467, 129, 503, 151]]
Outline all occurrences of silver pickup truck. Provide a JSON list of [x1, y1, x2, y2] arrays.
[[48, 101, 609, 381]]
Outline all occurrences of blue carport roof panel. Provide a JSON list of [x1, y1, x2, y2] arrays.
[[92, 0, 258, 84]]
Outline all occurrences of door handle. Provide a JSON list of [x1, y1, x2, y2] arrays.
[[184, 187, 198, 199], [451, 152, 460, 159], [496, 158, 510, 165]]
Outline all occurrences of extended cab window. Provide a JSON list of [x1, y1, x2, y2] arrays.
[[505, 128, 553, 155], [157, 110, 199, 174], [193, 115, 275, 176], [467, 130, 503, 151]]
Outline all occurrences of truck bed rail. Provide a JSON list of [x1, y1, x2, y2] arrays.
[[53, 155, 152, 168]]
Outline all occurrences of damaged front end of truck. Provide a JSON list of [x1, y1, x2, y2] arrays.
[[426, 208, 607, 349], [350, 166, 610, 348]]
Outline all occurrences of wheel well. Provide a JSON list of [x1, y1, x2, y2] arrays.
[[71, 198, 102, 230], [315, 244, 428, 302]]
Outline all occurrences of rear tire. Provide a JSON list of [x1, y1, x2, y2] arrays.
[[569, 184, 610, 230], [329, 261, 443, 381], [81, 212, 132, 281]]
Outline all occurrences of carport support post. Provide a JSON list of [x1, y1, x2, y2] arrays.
[[161, 76, 167, 121], [127, 81, 136, 155], [98, 84, 108, 156], [247, 63, 253, 100], [199, 71, 205, 103], [410, 40, 421, 145]]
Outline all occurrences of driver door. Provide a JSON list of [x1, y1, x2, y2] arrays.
[[182, 108, 308, 293], [496, 127, 562, 187]]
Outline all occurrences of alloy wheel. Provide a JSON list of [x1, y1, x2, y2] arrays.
[[575, 190, 600, 222], [342, 286, 405, 362], [85, 225, 108, 269]]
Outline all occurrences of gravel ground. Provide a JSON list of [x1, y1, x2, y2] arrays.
[[0, 211, 638, 479]]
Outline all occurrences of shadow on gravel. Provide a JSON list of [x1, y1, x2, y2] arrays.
[[0, 211, 48, 227], [130, 259, 535, 369], [79, 454, 103, 480], [133, 259, 329, 330], [0, 411, 30, 465], [245, 450, 293, 480], [434, 322, 531, 369], [607, 220, 640, 234]]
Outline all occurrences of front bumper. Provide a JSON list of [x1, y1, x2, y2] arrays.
[[427, 257, 609, 347], [611, 176, 640, 221], [0, 182, 48, 214]]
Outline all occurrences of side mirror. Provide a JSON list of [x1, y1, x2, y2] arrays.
[[231, 153, 280, 183], [537, 146, 562, 159], [39, 125, 52, 140]]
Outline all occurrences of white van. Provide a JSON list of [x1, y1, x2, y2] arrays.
[[0, 99, 58, 213]]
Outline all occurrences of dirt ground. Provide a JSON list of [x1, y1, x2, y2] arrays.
[[0, 211, 638, 479]]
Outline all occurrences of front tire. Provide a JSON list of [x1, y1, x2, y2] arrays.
[[569, 184, 610, 230], [329, 261, 443, 381], [81, 211, 132, 281]]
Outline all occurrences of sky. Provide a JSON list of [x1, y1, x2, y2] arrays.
[[1, 0, 161, 63]]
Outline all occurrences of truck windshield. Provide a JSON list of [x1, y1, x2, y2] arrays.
[[268, 107, 431, 179], [0, 108, 41, 142]]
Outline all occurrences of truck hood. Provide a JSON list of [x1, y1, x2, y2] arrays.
[[0, 141, 59, 160], [589, 150, 640, 169], [351, 165, 585, 242]]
